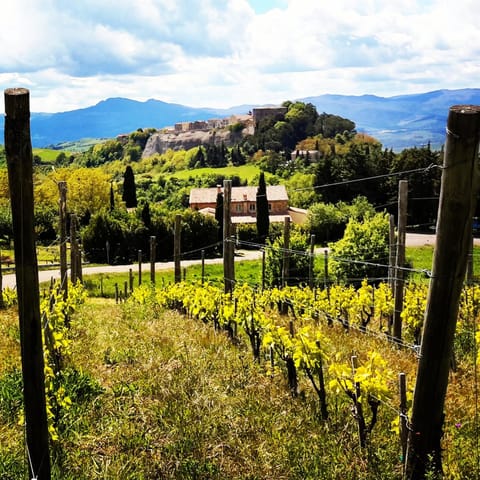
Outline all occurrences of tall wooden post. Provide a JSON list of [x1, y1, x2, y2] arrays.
[[392, 180, 408, 342], [223, 180, 235, 294], [58, 181, 68, 296], [4, 88, 51, 480], [388, 214, 396, 291], [0, 251, 3, 308], [138, 250, 142, 286], [405, 105, 480, 479], [150, 236, 156, 284], [201, 249, 205, 285], [174, 214, 182, 283], [324, 249, 329, 289], [282, 216, 291, 287], [261, 249, 266, 291], [309, 234, 315, 288], [70, 213, 78, 284]]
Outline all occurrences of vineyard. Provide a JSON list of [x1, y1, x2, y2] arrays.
[[0, 273, 477, 478]]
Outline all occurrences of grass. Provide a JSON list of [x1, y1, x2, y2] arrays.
[[0, 297, 406, 479], [167, 164, 262, 183], [2, 244, 480, 477]]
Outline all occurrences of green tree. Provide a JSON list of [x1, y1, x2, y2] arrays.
[[122, 166, 137, 208], [328, 212, 390, 284], [265, 228, 311, 287], [256, 172, 270, 243]]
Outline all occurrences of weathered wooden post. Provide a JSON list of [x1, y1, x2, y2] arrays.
[[5, 87, 51, 480], [405, 105, 480, 479], [261, 248, 266, 291], [223, 180, 235, 294], [70, 213, 78, 284], [58, 180, 68, 296], [388, 213, 396, 291], [174, 213, 182, 283], [138, 249, 142, 286], [282, 216, 290, 287], [309, 234, 315, 288], [0, 250, 3, 308], [201, 249, 205, 285], [399, 373, 408, 469], [150, 236, 156, 284], [392, 180, 408, 342]]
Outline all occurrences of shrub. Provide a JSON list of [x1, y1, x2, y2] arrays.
[[328, 212, 390, 284]]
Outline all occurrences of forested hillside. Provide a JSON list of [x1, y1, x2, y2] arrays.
[[0, 100, 445, 265]]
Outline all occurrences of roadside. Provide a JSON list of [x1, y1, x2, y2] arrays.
[[2, 233, 478, 290]]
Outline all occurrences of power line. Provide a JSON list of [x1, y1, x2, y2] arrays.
[[293, 163, 442, 193]]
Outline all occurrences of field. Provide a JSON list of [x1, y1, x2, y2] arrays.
[[168, 164, 263, 183], [1, 245, 480, 479]]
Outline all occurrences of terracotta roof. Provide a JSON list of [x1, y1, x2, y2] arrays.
[[189, 185, 288, 204]]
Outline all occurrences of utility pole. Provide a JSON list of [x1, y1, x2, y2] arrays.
[[405, 105, 480, 479], [5, 87, 51, 480]]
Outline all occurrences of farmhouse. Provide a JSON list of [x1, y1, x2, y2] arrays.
[[189, 185, 297, 224]]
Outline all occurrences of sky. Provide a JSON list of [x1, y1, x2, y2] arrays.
[[0, 0, 478, 113]]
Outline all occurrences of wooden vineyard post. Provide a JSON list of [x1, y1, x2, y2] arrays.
[[405, 105, 480, 479], [150, 236, 156, 284], [70, 213, 78, 284], [174, 213, 181, 283], [324, 249, 329, 290], [399, 373, 408, 469], [201, 249, 205, 285], [286, 320, 298, 396], [282, 216, 290, 288], [58, 180, 68, 297], [351, 355, 367, 448], [129, 268, 133, 292], [393, 180, 407, 342], [4, 87, 51, 480], [261, 248, 266, 291], [138, 249, 142, 286], [223, 180, 235, 294], [309, 234, 315, 288], [0, 251, 3, 308], [389, 213, 396, 292]]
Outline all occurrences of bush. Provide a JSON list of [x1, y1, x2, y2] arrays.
[[328, 212, 390, 284], [265, 228, 311, 287]]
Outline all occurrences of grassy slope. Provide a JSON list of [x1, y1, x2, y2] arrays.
[[167, 164, 261, 183]]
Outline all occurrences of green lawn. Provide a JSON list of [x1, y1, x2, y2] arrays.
[[167, 164, 263, 183]]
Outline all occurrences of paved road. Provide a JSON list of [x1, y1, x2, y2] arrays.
[[2, 233, 477, 289], [1, 249, 262, 290]]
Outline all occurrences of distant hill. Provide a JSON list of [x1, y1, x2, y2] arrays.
[[1, 89, 479, 150], [302, 88, 480, 150]]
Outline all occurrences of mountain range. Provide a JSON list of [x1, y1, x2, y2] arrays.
[[1, 88, 480, 151]]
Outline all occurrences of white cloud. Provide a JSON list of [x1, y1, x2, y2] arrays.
[[0, 0, 479, 112]]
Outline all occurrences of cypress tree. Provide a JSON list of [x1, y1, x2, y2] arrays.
[[256, 172, 270, 243], [122, 166, 137, 208], [109, 182, 115, 211], [141, 202, 152, 230]]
